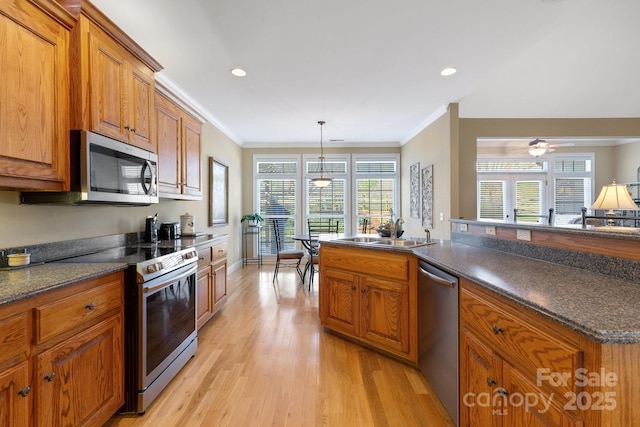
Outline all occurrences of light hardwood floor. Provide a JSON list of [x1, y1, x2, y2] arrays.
[[104, 265, 455, 427]]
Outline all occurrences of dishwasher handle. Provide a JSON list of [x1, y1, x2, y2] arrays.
[[418, 266, 456, 288]]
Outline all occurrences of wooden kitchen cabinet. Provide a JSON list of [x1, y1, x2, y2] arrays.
[[196, 237, 228, 329], [0, 0, 74, 191], [65, 2, 162, 152], [460, 279, 584, 426], [0, 271, 124, 427], [155, 91, 203, 199], [319, 245, 417, 363]]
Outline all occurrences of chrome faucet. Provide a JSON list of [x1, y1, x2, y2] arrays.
[[424, 228, 431, 243]]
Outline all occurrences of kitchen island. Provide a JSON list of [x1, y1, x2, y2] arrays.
[[319, 227, 640, 426]]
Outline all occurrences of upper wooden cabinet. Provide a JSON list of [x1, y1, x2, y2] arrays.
[[64, 0, 162, 152], [0, 0, 75, 191], [155, 91, 203, 199]]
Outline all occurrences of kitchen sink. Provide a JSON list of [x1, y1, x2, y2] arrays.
[[337, 236, 383, 243], [372, 239, 426, 248], [333, 236, 431, 249]]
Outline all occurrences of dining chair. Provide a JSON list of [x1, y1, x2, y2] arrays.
[[272, 219, 304, 284]]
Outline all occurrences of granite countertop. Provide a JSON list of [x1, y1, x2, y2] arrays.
[[320, 237, 640, 344], [410, 241, 640, 344], [0, 233, 227, 307], [0, 262, 127, 306]]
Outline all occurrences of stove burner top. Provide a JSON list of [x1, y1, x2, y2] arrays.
[[57, 242, 198, 283]]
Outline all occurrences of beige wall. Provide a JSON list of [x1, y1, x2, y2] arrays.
[[458, 118, 640, 219], [614, 139, 640, 184], [0, 122, 244, 266], [400, 104, 458, 240]]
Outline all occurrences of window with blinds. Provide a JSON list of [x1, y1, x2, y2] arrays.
[[478, 181, 506, 221], [552, 156, 593, 225], [515, 181, 543, 222]]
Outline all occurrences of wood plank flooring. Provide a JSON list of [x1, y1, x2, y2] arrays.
[[104, 265, 455, 427]]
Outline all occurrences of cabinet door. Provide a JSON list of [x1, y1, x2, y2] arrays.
[[127, 58, 155, 152], [34, 315, 123, 427], [196, 267, 213, 329], [359, 276, 409, 354], [460, 328, 503, 427], [0, 1, 69, 190], [320, 268, 359, 336], [181, 114, 202, 197], [0, 361, 30, 426], [502, 362, 583, 427], [155, 93, 182, 195], [89, 32, 128, 142], [212, 261, 227, 314]]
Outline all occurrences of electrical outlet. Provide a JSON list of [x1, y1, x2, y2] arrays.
[[460, 223, 468, 232], [439, 212, 444, 221], [516, 229, 531, 241], [485, 226, 496, 236]]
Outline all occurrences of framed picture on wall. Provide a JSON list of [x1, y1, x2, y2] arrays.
[[209, 157, 229, 226], [421, 164, 433, 228], [410, 162, 420, 219]]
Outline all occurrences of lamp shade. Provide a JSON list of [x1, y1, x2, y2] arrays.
[[591, 181, 638, 211], [311, 177, 332, 187]]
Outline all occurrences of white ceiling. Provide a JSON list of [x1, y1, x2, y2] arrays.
[[91, 0, 640, 148]]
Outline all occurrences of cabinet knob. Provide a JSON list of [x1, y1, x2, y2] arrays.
[[352, 286, 356, 291], [131, 128, 137, 133], [199, 256, 205, 260], [492, 324, 504, 335], [124, 125, 130, 131], [486, 377, 497, 387], [361, 288, 366, 293], [18, 386, 31, 397], [44, 372, 56, 382], [85, 303, 96, 311]]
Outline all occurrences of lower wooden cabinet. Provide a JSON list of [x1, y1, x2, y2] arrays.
[[0, 361, 30, 426], [196, 236, 228, 329], [319, 245, 417, 363], [460, 279, 585, 426], [0, 271, 124, 427]]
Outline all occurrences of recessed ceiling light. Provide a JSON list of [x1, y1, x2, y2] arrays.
[[440, 67, 457, 76], [230, 67, 247, 77]]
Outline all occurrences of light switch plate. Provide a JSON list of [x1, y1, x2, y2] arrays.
[[485, 226, 496, 236], [460, 224, 468, 232], [516, 229, 531, 241], [439, 212, 444, 221]]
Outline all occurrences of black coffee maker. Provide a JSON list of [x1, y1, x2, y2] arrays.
[[144, 214, 158, 243]]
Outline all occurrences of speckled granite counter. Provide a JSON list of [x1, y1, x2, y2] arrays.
[[320, 237, 640, 344], [410, 241, 640, 344], [0, 262, 127, 306]]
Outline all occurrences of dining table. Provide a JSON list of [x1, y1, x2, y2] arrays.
[[292, 234, 319, 287]]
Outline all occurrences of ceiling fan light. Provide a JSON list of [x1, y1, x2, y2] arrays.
[[529, 146, 547, 157]]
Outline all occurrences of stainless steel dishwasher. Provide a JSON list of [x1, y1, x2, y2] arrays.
[[418, 260, 459, 426]]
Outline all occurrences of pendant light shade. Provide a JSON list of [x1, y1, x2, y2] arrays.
[[311, 120, 332, 187]]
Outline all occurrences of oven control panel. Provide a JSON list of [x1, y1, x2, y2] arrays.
[[137, 247, 199, 283]]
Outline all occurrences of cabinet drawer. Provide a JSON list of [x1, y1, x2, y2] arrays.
[[211, 242, 227, 262], [197, 245, 213, 270], [35, 279, 122, 344], [321, 245, 409, 281], [0, 313, 29, 365], [460, 288, 582, 397]]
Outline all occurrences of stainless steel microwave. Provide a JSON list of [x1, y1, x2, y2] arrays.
[[21, 131, 158, 205]]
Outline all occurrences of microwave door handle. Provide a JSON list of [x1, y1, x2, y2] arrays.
[[140, 160, 155, 195]]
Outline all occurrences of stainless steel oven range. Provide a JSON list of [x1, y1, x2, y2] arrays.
[[59, 244, 199, 414]]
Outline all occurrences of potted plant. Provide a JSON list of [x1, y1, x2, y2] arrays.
[[241, 212, 264, 227]]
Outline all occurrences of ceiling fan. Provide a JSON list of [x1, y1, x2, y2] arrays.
[[527, 138, 574, 157]]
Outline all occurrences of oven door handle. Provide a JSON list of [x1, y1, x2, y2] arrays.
[[143, 263, 197, 294]]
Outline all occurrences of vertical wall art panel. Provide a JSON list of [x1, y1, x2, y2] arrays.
[[410, 162, 420, 219], [421, 164, 433, 228]]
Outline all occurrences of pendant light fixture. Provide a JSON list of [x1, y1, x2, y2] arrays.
[[311, 120, 332, 187]]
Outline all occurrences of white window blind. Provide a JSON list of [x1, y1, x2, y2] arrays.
[[515, 181, 543, 223], [478, 181, 506, 221]]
